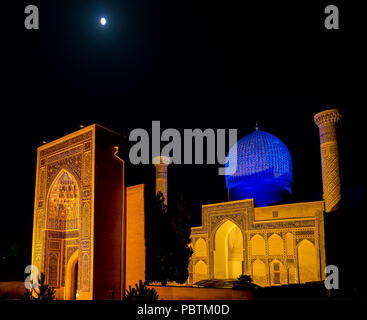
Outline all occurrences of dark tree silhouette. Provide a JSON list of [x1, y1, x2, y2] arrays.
[[145, 192, 193, 286]]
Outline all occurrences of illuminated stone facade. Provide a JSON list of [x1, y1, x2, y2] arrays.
[[189, 109, 340, 287], [32, 124, 146, 300], [314, 109, 342, 213], [126, 184, 146, 290], [31, 109, 339, 297], [32, 127, 96, 299], [188, 199, 326, 286]]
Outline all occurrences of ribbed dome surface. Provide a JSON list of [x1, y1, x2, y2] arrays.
[[225, 130, 293, 206]]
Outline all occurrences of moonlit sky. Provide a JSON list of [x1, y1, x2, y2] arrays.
[[3, 0, 366, 284]]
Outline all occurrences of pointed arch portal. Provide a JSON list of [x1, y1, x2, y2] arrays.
[[213, 220, 244, 279], [47, 170, 80, 231], [44, 169, 81, 290]]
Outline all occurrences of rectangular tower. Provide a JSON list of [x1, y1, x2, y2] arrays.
[[32, 124, 125, 300]]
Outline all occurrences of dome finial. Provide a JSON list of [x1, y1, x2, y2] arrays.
[[255, 122, 259, 131]]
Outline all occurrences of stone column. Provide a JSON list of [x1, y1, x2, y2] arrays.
[[153, 156, 171, 204], [314, 109, 342, 213]]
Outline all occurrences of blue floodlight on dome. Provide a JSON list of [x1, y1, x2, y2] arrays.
[[225, 129, 293, 207]]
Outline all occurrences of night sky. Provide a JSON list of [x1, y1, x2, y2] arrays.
[[3, 0, 365, 287]]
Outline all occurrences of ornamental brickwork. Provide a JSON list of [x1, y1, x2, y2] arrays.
[[314, 109, 342, 213], [32, 128, 94, 298], [189, 200, 326, 287]]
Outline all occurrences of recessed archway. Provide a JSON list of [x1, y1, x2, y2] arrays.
[[46, 169, 80, 231], [252, 259, 267, 286], [193, 260, 208, 283], [194, 238, 207, 257], [251, 234, 265, 256], [297, 240, 317, 283], [268, 234, 284, 256], [44, 169, 81, 296]]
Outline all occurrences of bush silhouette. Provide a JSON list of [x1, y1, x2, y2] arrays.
[[24, 273, 56, 300], [123, 280, 159, 300]]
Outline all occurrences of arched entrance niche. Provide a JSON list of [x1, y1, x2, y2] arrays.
[[252, 259, 267, 286], [193, 260, 208, 283], [45, 169, 81, 296], [297, 239, 317, 283], [194, 238, 207, 257], [251, 234, 265, 256], [47, 170, 80, 231], [213, 220, 243, 279], [268, 234, 284, 256]]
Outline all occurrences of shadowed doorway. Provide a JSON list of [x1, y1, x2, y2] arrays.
[[65, 250, 79, 300], [71, 261, 78, 300]]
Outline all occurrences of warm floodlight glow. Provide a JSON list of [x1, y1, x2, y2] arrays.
[[100, 17, 106, 25]]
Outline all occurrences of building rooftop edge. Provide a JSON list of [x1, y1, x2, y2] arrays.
[[202, 199, 325, 210], [37, 124, 121, 151]]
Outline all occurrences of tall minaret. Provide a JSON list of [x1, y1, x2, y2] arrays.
[[314, 109, 342, 213], [153, 156, 171, 204]]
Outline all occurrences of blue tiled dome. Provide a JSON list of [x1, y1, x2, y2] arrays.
[[225, 130, 293, 206]]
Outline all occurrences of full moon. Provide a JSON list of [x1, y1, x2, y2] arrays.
[[100, 17, 106, 25]]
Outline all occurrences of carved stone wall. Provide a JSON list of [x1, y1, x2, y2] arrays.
[[189, 199, 326, 287], [314, 109, 341, 213]]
